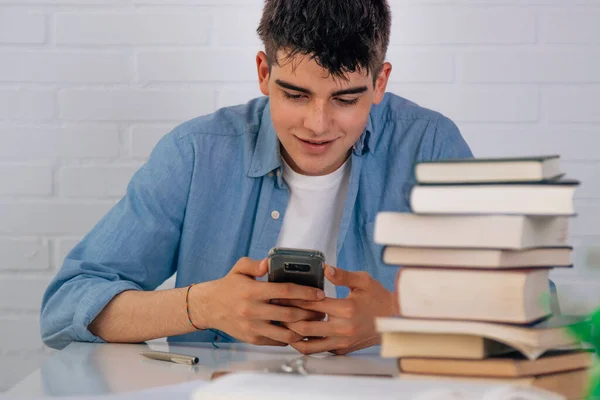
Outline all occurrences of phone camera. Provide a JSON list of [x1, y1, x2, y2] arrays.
[[283, 263, 311, 273]]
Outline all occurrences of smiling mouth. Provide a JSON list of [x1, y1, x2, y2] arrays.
[[298, 138, 335, 145]]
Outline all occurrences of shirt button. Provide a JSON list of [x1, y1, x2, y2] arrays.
[[271, 210, 280, 220], [268, 171, 274, 177], [276, 169, 281, 177]]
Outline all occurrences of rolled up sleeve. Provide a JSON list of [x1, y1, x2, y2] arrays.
[[40, 130, 194, 349]]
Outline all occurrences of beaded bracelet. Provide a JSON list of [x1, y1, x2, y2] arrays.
[[186, 283, 203, 331]]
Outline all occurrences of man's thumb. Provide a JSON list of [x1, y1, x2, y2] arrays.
[[233, 257, 268, 278], [325, 265, 364, 289]]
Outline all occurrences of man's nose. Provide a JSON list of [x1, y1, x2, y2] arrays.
[[303, 100, 330, 136]]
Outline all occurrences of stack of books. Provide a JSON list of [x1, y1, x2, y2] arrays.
[[374, 155, 591, 400]]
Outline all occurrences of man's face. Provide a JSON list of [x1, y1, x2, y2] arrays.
[[257, 51, 391, 176]]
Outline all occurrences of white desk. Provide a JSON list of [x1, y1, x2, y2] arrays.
[[7, 342, 397, 397]]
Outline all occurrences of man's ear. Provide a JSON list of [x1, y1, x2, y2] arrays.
[[256, 51, 270, 96], [373, 62, 392, 105]]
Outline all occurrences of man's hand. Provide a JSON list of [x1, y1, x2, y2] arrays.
[[190, 257, 326, 347], [280, 265, 397, 355]]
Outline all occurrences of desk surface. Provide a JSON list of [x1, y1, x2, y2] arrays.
[[8, 341, 397, 397]]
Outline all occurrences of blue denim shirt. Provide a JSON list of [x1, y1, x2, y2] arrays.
[[40, 93, 473, 349]]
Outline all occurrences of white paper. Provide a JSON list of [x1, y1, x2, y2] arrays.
[[192, 372, 565, 400]]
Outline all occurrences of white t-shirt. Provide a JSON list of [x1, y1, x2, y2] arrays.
[[274, 157, 352, 299]]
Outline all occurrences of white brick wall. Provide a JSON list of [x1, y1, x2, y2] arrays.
[[1, 0, 599, 392], [0, 90, 55, 120], [55, 12, 212, 45], [0, 51, 131, 83], [60, 165, 141, 198], [59, 89, 215, 121], [0, 10, 45, 44], [0, 238, 50, 271]]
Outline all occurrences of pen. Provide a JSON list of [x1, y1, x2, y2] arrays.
[[140, 350, 199, 365]]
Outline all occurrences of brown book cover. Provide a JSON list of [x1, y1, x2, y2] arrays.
[[399, 368, 589, 400], [398, 350, 593, 378], [381, 332, 514, 360]]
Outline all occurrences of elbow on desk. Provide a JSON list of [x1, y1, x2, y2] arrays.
[[39, 276, 79, 350], [40, 259, 142, 350], [40, 301, 76, 350], [40, 321, 76, 351]]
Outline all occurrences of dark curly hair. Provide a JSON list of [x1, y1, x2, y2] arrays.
[[257, 0, 391, 82]]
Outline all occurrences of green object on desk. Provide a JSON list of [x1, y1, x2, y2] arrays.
[[566, 308, 600, 399]]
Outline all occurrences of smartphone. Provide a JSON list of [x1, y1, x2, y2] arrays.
[[267, 247, 325, 290]]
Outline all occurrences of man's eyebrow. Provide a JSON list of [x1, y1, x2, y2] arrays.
[[331, 86, 368, 96], [275, 79, 368, 97], [275, 80, 312, 94]]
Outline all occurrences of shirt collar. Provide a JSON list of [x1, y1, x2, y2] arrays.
[[248, 101, 374, 178], [248, 104, 282, 178], [352, 114, 373, 156]]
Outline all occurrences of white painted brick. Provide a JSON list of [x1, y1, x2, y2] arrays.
[[548, 237, 600, 279], [56, 238, 81, 268], [571, 201, 600, 237], [137, 50, 257, 82], [0, 89, 55, 120], [0, 51, 130, 83], [0, 10, 45, 44], [459, 125, 600, 161], [460, 50, 600, 83], [0, 202, 113, 235], [135, 0, 257, 3], [544, 87, 600, 123], [55, 12, 211, 45], [569, 236, 600, 275], [0, 126, 120, 160], [59, 89, 216, 121], [563, 162, 600, 199], [0, 318, 43, 352], [541, 9, 600, 44], [0, 238, 49, 270], [386, 50, 453, 83], [216, 7, 262, 46], [389, 85, 538, 122], [59, 165, 141, 198], [553, 279, 600, 315], [390, 7, 535, 44], [130, 125, 171, 158], [0, 277, 51, 311], [217, 85, 263, 109], [134, 0, 596, 4], [463, 0, 600, 3], [0, 165, 52, 196], [0, 0, 121, 3]]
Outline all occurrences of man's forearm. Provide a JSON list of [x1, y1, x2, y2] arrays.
[[88, 284, 209, 343]]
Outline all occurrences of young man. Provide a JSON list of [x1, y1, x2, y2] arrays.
[[40, 0, 472, 355]]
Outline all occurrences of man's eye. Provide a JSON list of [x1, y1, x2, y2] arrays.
[[283, 92, 304, 100], [337, 98, 359, 105]]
